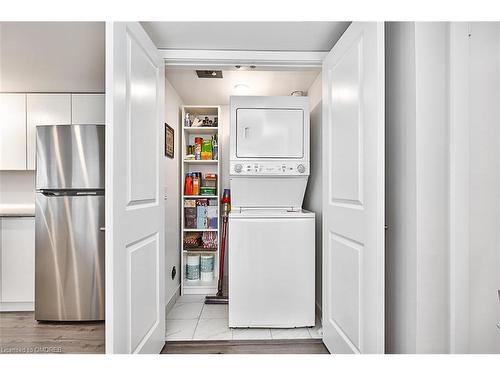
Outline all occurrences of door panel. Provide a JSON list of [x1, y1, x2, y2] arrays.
[[236, 108, 304, 158], [322, 22, 384, 354], [106, 22, 165, 354], [127, 34, 158, 205], [1, 217, 35, 305]]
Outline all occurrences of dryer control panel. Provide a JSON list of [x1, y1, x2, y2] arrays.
[[230, 161, 309, 176]]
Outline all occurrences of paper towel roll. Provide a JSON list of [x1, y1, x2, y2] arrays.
[[200, 254, 214, 272], [186, 254, 200, 280]]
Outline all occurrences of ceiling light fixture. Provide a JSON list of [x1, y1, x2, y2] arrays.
[[234, 65, 257, 71], [233, 83, 250, 94]]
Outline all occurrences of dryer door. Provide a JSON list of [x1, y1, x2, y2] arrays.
[[236, 108, 304, 158]]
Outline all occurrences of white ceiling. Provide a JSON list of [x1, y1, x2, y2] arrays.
[[142, 22, 350, 51], [166, 68, 320, 105]]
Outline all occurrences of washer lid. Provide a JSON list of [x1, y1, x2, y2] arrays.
[[229, 208, 315, 218]]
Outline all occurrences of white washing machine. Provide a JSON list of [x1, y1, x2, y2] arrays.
[[228, 96, 315, 328]]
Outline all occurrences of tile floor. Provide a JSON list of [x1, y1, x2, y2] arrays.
[[166, 295, 322, 341]]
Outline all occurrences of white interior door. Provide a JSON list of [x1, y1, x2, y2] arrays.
[[322, 22, 384, 354], [105, 22, 165, 354]]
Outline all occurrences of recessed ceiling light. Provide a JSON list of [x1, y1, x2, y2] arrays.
[[211, 71, 217, 76], [234, 84, 249, 90]]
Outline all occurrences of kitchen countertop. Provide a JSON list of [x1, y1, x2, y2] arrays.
[[0, 204, 35, 217]]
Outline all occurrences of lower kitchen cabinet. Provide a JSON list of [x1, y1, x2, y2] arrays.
[[0, 217, 35, 311]]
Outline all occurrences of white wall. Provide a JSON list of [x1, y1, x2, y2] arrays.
[[0, 171, 35, 205], [467, 22, 500, 353], [385, 22, 450, 354], [303, 72, 322, 312], [0, 22, 104, 92], [385, 22, 417, 353], [164, 77, 183, 304], [414, 22, 450, 353], [386, 21, 500, 354]]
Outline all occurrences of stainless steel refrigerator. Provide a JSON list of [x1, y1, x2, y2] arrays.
[[35, 124, 105, 321]]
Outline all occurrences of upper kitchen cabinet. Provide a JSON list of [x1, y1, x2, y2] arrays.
[[0, 94, 26, 170], [26, 94, 71, 170], [71, 93, 105, 125]]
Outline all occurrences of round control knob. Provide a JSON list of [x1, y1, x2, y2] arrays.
[[297, 164, 306, 173], [234, 164, 243, 173]]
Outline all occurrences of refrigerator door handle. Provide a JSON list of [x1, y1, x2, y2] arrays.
[[40, 190, 64, 197]]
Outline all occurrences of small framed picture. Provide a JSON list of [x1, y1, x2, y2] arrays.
[[165, 123, 174, 158]]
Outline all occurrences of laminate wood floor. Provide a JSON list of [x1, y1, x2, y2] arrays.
[[161, 339, 329, 354], [0, 312, 105, 354]]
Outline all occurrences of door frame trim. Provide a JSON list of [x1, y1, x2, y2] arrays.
[[448, 22, 471, 354], [160, 49, 326, 69]]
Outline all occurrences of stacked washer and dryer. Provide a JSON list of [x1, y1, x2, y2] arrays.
[[228, 96, 315, 328]]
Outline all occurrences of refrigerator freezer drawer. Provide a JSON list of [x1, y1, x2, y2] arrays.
[[35, 193, 104, 321], [36, 125, 104, 190], [228, 215, 315, 328]]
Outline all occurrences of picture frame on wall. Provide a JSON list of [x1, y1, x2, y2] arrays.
[[165, 123, 174, 158]]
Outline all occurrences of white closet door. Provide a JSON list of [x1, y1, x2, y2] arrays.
[[105, 22, 165, 354], [26, 94, 71, 170], [72, 94, 105, 125], [322, 22, 385, 354], [0, 94, 26, 170]]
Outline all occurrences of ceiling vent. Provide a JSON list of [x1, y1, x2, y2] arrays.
[[196, 70, 223, 78]]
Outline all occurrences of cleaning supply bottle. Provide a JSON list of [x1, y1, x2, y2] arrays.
[[212, 134, 218, 160]]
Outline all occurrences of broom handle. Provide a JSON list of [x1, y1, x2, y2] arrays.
[[217, 216, 228, 296]]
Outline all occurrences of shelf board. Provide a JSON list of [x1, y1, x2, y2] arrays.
[[183, 278, 218, 289], [183, 228, 218, 232], [183, 248, 217, 253], [183, 127, 218, 134], [183, 159, 218, 164], [183, 195, 218, 199]]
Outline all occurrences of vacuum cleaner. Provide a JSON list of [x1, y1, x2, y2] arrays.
[[205, 189, 230, 305]]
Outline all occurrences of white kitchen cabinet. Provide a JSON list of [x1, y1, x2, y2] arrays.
[[0, 94, 27, 170], [0, 217, 35, 311], [26, 94, 71, 170], [71, 93, 105, 125]]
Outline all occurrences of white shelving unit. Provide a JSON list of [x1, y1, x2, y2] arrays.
[[180, 105, 221, 295]]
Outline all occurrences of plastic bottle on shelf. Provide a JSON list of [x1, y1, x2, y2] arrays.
[[194, 137, 202, 160], [184, 173, 193, 195], [193, 173, 200, 195]]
